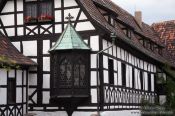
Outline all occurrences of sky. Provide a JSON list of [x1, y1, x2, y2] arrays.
[[112, 0, 175, 25]]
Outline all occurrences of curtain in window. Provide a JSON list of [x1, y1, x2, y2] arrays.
[[25, 3, 37, 22], [39, 2, 53, 20]]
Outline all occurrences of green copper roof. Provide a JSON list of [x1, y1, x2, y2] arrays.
[[49, 23, 90, 51]]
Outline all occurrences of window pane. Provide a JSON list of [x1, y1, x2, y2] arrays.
[[74, 65, 79, 86], [25, 3, 37, 23], [80, 65, 86, 87], [59, 59, 72, 88], [39, 2, 53, 21]]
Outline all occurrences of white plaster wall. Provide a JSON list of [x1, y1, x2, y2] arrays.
[[151, 74, 154, 91], [64, 8, 80, 21], [23, 70, 27, 85], [113, 59, 117, 71], [135, 69, 138, 89], [28, 88, 37, 104], [91, 71, 97, 86], [103, 55, 108, 69], [29, 74, 37, 86], [91, 89, 97, 103], [9, 70, 15, 77], [90, 54, 97, 68], [64, 0, 78, 7], [17, 13, 24, 25], [0, 69, 7, 85], [43, 57, 50, 71], [113, 45, 117, 57], [55, 24, 62, 33], [17, 0, 23, 11], [16, 88, 22, 103], [114, 72, 118, 85], [103, 39, 108, 53], [1, 15, 15, 26], [43, 74, 50, 88], [17, 27, 24, 36], [90, 35, 99, 51], [144, 72, 148, 91], [54, 0, 61, 8], [117, 61, 122, 85], [16, 70, 22, 85], [12, 42, 21, 52], [23, 87, 26, 102], [79, 12, 87, 20], [129, 66, 133, 88], [108, 42, 112, 55], [23, 41, 37, 56], [121, 49, 124, 60], [43, 92, 50, 104], [126, 65, 130, 87], [117, 47, 121, 58], [6, 28, 15, 36], [2, 1, 14, 13], [43, 40, 50, 54], [55, 10, 62, 22], [103, 70, 108, 83], [140, 60, 143, 69], [76, 22, 95, 31], [0, 88, 7, 104]]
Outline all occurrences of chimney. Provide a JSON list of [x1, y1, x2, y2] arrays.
[[135, 11, 142, 28]]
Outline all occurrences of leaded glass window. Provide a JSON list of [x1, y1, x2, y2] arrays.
[[59, 59, 72, 88], [58, 57, 87, 89], [80, 64, 86, 87], [74, 59, 86, 87]]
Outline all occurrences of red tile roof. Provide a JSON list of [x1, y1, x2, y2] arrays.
[[0, 32, 36, 66], [152, 20, 175, 57]]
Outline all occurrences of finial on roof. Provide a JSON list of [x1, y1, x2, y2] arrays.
[[65, 13, 74, 23]]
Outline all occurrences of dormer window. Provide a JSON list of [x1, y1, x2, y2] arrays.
[[122, 28, 132, 39], [25, 0, 53, 24]]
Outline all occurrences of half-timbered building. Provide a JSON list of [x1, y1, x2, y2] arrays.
[[0, 31, 36, 116], [0, 0, 175, 116]]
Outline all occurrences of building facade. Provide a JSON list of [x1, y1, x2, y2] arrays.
[[0, 32, 35, 116], [0, 0, 174, 116]]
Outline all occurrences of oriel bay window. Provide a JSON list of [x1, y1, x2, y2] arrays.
[[25, 0, 53, 23], [59, 57, 87, 89]]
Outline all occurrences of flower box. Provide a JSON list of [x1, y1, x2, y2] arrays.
[[25, 16, 37, 23], [38, 14, 54, 22]]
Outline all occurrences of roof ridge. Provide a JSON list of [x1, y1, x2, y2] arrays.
[[152, 20, 175, 26]]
